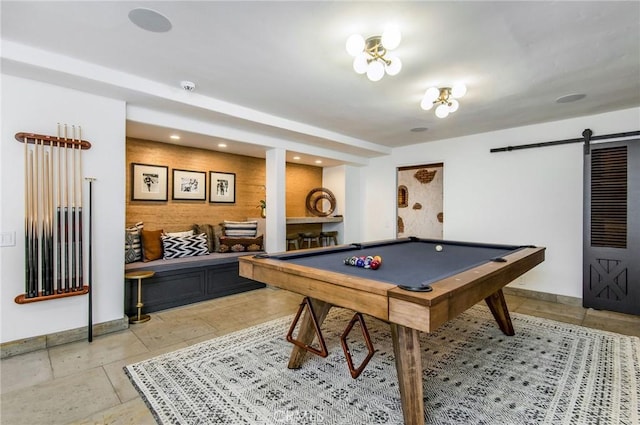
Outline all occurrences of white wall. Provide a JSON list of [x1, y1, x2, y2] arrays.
[[1, 75, 126, 343], [360, 107, 640, 299], [323, 164, 363, 245]]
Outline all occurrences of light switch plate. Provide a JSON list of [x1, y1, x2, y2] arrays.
[[0, 231, 16, 247]]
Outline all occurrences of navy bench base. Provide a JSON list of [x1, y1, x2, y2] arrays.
[[124, 253, 265, 315]]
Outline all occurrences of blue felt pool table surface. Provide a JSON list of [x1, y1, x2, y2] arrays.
[[263, 237, 527, 291]]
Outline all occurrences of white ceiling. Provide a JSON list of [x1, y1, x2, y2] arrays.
[[2, 1, 639, 167]]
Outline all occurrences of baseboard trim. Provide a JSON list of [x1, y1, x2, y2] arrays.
[[0, 316, 130, 359], [503, 286, 583, 307]]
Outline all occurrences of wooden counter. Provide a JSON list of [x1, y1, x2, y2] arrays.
[[285, 216, 343, 224]]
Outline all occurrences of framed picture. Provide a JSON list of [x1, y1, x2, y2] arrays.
[[172, 169, 206, 200], [209, 171, 236, 203], [131, 163, 168, 201]]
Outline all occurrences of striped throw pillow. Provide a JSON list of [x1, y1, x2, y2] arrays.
[[223, 220, 258, 237]]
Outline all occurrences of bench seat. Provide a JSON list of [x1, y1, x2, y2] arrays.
[[124, 252, 265, 315]]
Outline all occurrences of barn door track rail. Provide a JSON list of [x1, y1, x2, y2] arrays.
[[490, 129, 640, 154]]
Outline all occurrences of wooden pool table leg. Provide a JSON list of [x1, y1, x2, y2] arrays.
[[391, 323, 425, 425], [287, 297, 332, 369], [484, 288, 515, 336]]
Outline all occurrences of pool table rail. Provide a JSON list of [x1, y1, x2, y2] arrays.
[[238, 256, 395, 321], [388, 246, 545, 332]]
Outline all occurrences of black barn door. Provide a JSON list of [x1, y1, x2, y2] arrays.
[[584, 140, 639, 315]]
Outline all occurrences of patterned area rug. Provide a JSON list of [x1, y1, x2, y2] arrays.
[[125, 306, 639, 424]]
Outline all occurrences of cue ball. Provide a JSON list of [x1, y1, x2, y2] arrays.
[[435, 245, 443, 252]]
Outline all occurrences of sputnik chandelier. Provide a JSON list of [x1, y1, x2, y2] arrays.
[[346, 26, 402, 82], [421, 84, 467, 118]]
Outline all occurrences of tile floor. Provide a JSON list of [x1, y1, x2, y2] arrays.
[[1, 288, 639, 425]]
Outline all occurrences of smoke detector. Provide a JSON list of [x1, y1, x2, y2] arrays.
[[180, 80, 196, 92]]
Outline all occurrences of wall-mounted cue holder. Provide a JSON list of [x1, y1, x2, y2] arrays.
[[15, 132, 92, 150], [14, 125, 92, 304]]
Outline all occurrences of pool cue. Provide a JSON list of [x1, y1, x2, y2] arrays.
[[51, 123, 62, 294], [34, 139, 45, 296], [70, 126, 77, 291], [24, 137, 35, 298], [43, 147, 53, 296], [47, 142, 55, 296], [29, 146, 39, 298], [63, 125, 70, 292], [86, 177, 95, 342], [35, 138, 42, 297], [40, 138, 52, 296], [35, 139, 40, 296], [77, 127, 84, 292], [24, 135, 29, 297], [56, 125, 64, 293]]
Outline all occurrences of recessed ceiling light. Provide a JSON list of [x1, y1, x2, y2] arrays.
[[410, 127, 428, 133], [315, 160, 323, 164], [218, 143, 227, 148], [128, 8, 172, 33], [293, 156, 301, 160], [170, 134, 180, 140], [556, 93, 586, 104]]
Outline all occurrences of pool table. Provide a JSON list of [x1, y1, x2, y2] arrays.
[[239, 237, 545, 425]]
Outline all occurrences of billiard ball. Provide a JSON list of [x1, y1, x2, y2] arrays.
[[370, 259, 381, 270], [435, 245, 443, 252], [349, 256, 358, 266], [356, 258, 365, 267], [373, 255, 382, 264]]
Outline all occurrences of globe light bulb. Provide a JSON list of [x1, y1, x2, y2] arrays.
[[381, 26, 401, 50], [435, 104, 450, 118], [353, 53, 368, 74], [424, 87, 440, 103], [420, 97, 434, 110], [449, 99, 459, 113], [367, 60, 385, 81], [385, 55, 402, 76], [451, 83, 467, 98], [346, 34, 365, 57]]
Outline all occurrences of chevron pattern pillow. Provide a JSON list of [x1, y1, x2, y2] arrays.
[[161, 233, 209, 259]]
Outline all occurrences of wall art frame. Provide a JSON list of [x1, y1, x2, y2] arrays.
[[172, 169, 206, 200], [209, 171, 236, 203], [131, 163, 168, 201]]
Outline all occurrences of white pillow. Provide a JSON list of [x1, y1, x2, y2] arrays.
[[164, 230, 194, 238], [223, 220, 258, 237]]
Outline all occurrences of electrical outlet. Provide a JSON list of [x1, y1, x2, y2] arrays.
[[0, 231, 16, 247]]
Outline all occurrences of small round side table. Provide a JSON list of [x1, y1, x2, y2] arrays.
[[125, 270, 155, 324]]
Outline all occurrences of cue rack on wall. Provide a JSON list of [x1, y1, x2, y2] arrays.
[[14, 125, 92, 304]]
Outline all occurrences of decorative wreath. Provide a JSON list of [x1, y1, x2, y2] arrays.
[[305, 187, 336, 217]]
